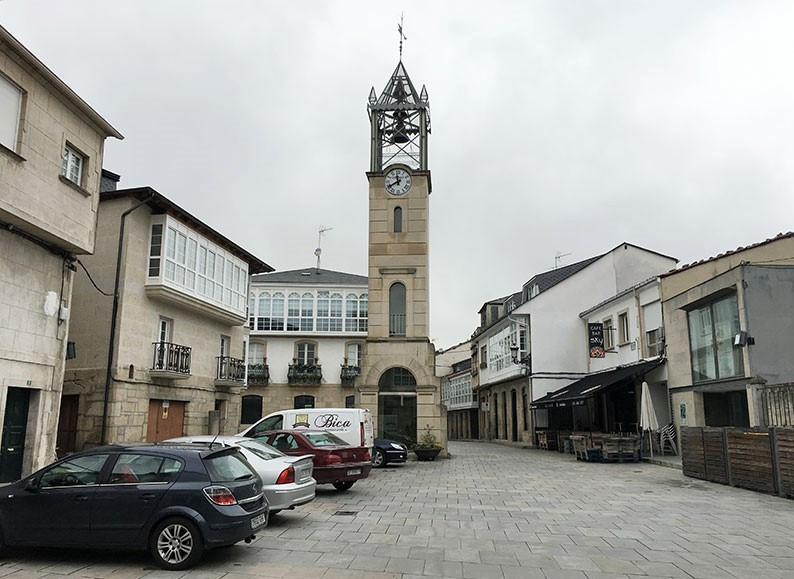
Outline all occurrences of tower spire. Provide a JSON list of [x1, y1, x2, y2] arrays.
[[398, 14, 406, 61]]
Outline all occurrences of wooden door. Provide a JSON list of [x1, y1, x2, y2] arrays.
[[1, 388, 30, 482], [56, 394, 80, 455], [146, 399, 185, 442]]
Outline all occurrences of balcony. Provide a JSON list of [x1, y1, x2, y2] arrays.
[[215, 356, 245, 387], [247, 363, 270, 386], [288, 363, 323, 385], [341, 365, 360, 385], [389, 313, 406, 337], [150, 342, 192, 380]]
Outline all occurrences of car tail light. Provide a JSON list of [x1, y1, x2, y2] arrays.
[[276, 466, 295, 484], [203, 485, 238, 505], [317, 453, 342, 466], [363, 450, 371, 461], [360, 422, 365, 446]]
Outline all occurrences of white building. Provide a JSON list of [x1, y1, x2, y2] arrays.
[[243, 268, 368, 425]]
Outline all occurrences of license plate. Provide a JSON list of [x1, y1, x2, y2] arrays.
[[347, 468, 361, 476], [250, 513, 267, 530]]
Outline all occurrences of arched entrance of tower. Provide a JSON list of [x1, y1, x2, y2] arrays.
[[377, 367, 417, 447]]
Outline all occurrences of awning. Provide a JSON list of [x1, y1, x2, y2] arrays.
[[530, 358, 664, 410]]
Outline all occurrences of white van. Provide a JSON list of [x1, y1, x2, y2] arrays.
[[239, 408, 374, 449]]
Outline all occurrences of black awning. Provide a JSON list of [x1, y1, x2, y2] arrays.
[[530, 358, 664, 410]]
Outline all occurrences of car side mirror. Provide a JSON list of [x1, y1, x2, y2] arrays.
[[23, 477, 41, 493]]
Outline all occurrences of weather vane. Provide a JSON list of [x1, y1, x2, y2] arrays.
[[398, 13, 407, 60]]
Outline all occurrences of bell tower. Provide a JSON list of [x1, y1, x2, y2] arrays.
[[357, 49, 445, 452]]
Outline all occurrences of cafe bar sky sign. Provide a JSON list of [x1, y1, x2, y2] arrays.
[[588, 323, 605, 358]]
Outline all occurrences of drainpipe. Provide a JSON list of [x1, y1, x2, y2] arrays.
[[100, 193, 154, 445]]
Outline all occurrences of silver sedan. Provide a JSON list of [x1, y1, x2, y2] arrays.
[[165, 435, 316, 514]]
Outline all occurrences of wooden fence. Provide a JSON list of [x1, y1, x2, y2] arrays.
[[681, 426, 794, 498]]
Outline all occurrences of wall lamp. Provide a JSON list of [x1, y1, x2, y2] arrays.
[[510, 342, 531, 371]]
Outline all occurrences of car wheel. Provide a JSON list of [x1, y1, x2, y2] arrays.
[[372, 449, 386, 468], [333, 481, 355, 491], [150, 517, 205, 571]]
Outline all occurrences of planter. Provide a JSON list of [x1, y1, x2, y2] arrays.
[[414, 448, 442, 461]]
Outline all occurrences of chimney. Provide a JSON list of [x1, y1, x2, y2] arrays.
[[100, 169, 121, 192]]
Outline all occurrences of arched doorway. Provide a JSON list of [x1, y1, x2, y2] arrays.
[[378, 367, 417, 446]]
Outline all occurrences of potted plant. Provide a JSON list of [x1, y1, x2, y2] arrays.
[[413, 424, 443, 461]]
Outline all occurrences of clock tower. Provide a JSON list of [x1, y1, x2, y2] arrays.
[[357, 58, 445, 452]]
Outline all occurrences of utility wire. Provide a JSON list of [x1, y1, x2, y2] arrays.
[[75, 258, 114, 297]]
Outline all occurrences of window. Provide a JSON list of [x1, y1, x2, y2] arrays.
[[109, 454, 181, 484], [296, 342, 316, 365], [618, 311, 630, 345], [389, 283, 406, 337], [316, 292, 342, 332], [240, 395, 263, 425], [40, 454, 109, 487], [247, 342, 265, 365], [256, 291, 284, 331], [345, 293, 368, 332], [480, 346, 488, 368], [294, 395, 315, 410], [0, 74, 22, 151], [252, 414, 283, 435], [345, 395, 355, 408], [490, 305, 499, 322], [646, 328, 664, 357], [62, 144, 85, 185], [688, 293, 742, 383], [148, 224, 163, 277], [158, 317, 172, 343], [394, 206, 403, 233], [287, 292, 301, 331], [346, 343, 362, 367], [603, 318, 614, 349], [378, 367, 416, 392], [300, 293, 314, 331]]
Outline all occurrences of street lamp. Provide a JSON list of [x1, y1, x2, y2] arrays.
[[510, 342, 531, 371]]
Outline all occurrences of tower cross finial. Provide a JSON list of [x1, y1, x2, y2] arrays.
[[398, 13, 406, 60]]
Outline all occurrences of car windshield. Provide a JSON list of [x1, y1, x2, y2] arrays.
[[237, 439, 283, 460], [203, 451, 256, 482], [304, 432, 349, 447]]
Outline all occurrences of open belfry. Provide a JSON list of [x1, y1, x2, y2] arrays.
[[357, 49, 446, 452]]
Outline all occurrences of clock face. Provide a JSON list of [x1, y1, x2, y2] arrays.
[[385, 168, 412, 196]]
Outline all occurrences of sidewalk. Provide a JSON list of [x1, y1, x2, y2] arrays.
[[643, 452, 682, 470]]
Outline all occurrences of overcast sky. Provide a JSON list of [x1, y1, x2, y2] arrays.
[[4, 1, 794, 349]]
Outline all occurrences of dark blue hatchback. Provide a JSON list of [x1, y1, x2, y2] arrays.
[[0, 443, 268, 570]]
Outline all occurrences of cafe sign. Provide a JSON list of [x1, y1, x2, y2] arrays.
[[588, 323, 605, 358]]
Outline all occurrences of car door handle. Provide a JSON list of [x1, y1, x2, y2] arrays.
[[140, 493, 157, 501], [73, 496, 89, 502]]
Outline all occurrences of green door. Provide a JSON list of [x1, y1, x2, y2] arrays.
[[1, 388, 31, 482]]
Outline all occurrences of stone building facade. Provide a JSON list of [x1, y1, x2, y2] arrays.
[[0, 25, 121, 479], [63, 181, 271, 449]]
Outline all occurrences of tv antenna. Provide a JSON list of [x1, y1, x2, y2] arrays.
[[554, 251, 572, 269], [398, 13, 407, 60], [315, 226, 333, 272]]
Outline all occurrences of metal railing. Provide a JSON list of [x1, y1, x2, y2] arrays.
[[288, 363, 322, 385], [151, 342, 192, 374], [389, 313, 406, 337], [341, 365, 361, 385], [216, 356, 245, 382], [247, 364, 270, 385]]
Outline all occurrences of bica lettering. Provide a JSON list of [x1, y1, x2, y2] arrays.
[[314, 414, 352, 429]]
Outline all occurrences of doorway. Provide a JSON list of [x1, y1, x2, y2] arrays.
[[511, 389, 518, 442], [1, 387, 31, 482], [146, 399, 185, 442], [57, 394, 80, 456], [378, 394, 417, 446]]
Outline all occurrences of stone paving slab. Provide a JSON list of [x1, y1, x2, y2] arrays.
[[2, 441, 794, 578]]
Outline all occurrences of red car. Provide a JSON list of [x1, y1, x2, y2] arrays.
[[259, 430, 371, 491]]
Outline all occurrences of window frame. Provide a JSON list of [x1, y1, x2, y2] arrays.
[[617, 310, 630, 345], [0, 72, 24, 155], [603, 317, 615, 350], [295, 341, 318, 365], [687, 292, 743, 383], [61, 142, 87, 187]]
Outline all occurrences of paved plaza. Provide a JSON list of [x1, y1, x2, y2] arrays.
[[2, 441, 794, 579]]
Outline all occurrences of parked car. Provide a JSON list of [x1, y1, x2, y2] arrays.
[[372, 438, 408, 467], [166, 435, 316, 515], [240, 407, 374, 450], [0, 444, 268, 570], [258, 430, 371, 491]]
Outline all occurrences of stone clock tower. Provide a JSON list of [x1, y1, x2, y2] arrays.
[[357, 59, 445, 452]]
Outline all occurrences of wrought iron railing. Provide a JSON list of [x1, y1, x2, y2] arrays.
[[247, 363, 270, 385], [216, 356, 245, 382], [389, 313, 406, 337], [341, 365, 360, 385], [288, 363, 322, 385], [151, 342, 192, 374]]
